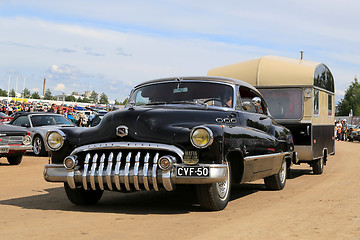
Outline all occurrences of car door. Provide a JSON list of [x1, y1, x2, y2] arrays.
[[236, 86, 278, 176]]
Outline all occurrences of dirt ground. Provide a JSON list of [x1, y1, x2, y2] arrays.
[[0, 141, 359, 240]]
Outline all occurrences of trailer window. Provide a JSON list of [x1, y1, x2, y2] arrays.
[[328, 94, 332, 117], [259, 89, 302, 120], [314, 89, 319, 116]]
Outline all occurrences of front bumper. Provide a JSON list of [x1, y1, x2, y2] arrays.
[[43, 163, 227, 192], [0, 144, 32, 155]]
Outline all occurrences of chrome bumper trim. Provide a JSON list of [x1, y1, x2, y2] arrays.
[[0, 145, 32, 151], [43, 163, 227, 191]]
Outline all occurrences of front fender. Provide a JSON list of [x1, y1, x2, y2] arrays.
[[173, 124, 225, 164]]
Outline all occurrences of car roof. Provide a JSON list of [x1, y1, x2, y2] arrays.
[[13, 112, 61, 118], [134, 76, 260, 94]]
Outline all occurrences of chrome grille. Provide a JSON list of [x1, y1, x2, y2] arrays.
[[0, 136, 23, 145], [70, 148, 179, 192]]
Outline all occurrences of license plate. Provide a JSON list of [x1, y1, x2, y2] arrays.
[[176, 166, 210, 177], [0, 147, 9, 153]]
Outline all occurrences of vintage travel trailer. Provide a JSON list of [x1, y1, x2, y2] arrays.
[[208, 55, 335, 174]]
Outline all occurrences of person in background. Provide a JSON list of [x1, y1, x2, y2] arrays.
[[342, 119, 348, 141], [76, 113, 84, 127], [67, 106, 75, 123], [57, 107, 66, 117], [48, 103, 56, 113], [336, 120, 342, 141]]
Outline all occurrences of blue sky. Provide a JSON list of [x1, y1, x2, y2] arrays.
[[1, 0, 360, 104]]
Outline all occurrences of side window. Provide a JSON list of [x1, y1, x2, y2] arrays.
[[314, 89, 319, 116], [237, 86, 266, 114], [328, 94, 332, 117], [12, 116, 30, 126]]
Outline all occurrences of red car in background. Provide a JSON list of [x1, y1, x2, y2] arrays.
[[0, 124, 32, 165], [0, 112, 13, 123]]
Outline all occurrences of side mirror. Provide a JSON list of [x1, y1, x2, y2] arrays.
[[21, 123, 30, 128], [242, 101, 252, 111], [252, 97, 261, 107]]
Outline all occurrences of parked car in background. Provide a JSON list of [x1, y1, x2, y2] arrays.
[[0, 112, 13, 123], [43, 76, 295, 211], [8, 112, 76, 156], [0, 124, 32, 165], [348, 125, 360, 142]]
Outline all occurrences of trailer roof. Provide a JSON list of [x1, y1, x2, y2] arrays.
[[207, 55, 334, 92]]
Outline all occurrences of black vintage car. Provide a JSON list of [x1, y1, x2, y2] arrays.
[[43, 77, 295, 210], [0, 124, 32, 165]]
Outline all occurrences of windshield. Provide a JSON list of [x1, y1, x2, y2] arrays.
[[259, 89, 303, 120], [30, 115, 74, 127], [127, 81, 234, 108]]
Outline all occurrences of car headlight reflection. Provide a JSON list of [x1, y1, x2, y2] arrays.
[[190, 126, 213, 149], [47, 131, 65, 151]]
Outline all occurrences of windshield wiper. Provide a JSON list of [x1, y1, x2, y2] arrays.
[[145, 101, 168, 105], [171, 101, 207, 106]]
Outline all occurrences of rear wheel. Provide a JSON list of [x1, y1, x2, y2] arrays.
[[264, 159, 287, 190], [7, 155, 23, 165], [64, 182, 104, 205], [312, 157, 324, 174], [196, 162, 231, 211]]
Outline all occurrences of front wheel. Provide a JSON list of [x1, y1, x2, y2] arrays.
[[33, 136, 46, 156], [196, 162, 231, 211], [64, 182, 104, 205], [7, 155, 23, 165], [264, 159, 287, 190]]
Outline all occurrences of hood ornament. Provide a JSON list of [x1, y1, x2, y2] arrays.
[[116, 125, 128, 137]]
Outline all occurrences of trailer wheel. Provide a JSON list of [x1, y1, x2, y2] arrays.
[[312, 157, 324, 174]]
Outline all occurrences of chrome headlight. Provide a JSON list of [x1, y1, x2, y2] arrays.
[[23, 135, 32, 145], [190, 126, 214, 149], [46, 131, 65, 151]]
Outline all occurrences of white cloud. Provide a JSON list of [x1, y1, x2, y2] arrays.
[[54, 83, 65, 91], [1, 1, 360, 103]]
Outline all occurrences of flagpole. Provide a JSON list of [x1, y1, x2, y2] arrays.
[[15, 76, 18, 102]]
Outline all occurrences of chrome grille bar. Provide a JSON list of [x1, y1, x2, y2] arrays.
[[152, 153, 159, 191], [98, 154, 105, 190], [90, 153, 98, 190], [124, 152, 132, 191], [143, 153, 150, 191], [82, 153, 91, 190], [133, 152, 140, 191], [114, 152, 122, 190], [106, 152, 114, 190]]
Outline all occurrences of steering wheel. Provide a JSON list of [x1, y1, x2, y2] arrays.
[[204, 98, 229, 108]]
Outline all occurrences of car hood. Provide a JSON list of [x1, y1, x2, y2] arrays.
[[67, 106, 232, 146]]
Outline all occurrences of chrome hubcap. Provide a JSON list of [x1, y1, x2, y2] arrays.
[[279, 161, 286, 184], [34, 138, 41, 154], [216, 163, 229, 199]]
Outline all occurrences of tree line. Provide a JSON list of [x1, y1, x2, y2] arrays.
[[0, 88, 128, 105], [337, 77, 360, 116]]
